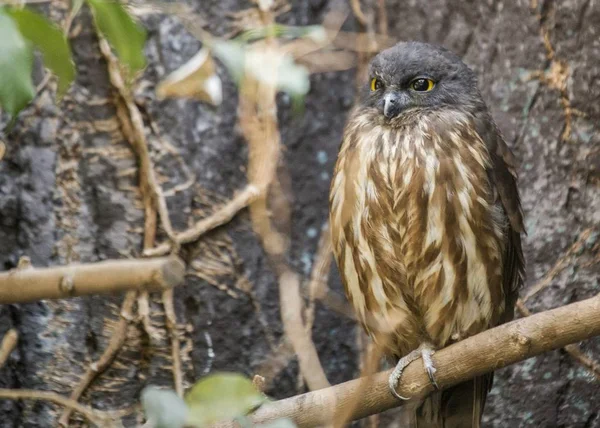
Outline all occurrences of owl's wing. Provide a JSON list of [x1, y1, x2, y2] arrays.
[[473, 111, 525, 324]]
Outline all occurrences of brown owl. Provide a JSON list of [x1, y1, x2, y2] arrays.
[[329, 41, 525, 427]]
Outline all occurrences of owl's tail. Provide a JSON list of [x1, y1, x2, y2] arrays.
[[408, 373, 492, 428]]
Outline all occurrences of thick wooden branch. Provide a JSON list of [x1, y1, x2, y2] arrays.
[[0, 257, 185, 304], [240, 293, 600, 427]]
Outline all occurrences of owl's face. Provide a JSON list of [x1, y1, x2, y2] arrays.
[[363, 42, 484, 120]]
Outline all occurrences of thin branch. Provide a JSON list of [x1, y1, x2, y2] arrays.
[[163, 288, 184, 396], [0, 329, 18, 368], [97, 34, 186, 399], [0, 257, 185, 304], [523, 227, 595, 301], [58, 291, 137, 426], [226, 293, 600, 427], [563, 344, 600, 381], [278, 271, 330, 390], [237, 18, 330, 389], [99, 38, 175, 242], [0, 389, 114, 427], [517, 299, 600, 380], [144, 185, 260, 257], [349, 0, 368, 27], [305, 225, 332, 332]]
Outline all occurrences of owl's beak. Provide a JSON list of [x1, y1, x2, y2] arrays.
[[383, 92, 402, 118]]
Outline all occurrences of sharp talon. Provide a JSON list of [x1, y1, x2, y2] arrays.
[[426, 367, 439, 390], [388, 373, 411, 400], [388, 348, 421, 401], [390, 386, 411, 401], [421, 345, 439, 390]]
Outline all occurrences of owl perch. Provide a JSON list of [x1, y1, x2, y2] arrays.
[[235, 292, 600, 427], [0, 256, 185, 304]]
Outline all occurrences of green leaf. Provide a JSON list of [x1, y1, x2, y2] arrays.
[[86, 0, 146, 76], [185, 372, 267, 426], [0, 8, 35, 117], [141, 386, 188, 428], [7, 8, 76, 97]]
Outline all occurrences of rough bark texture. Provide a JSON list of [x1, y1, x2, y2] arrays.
[[0, 0, 598, 427]]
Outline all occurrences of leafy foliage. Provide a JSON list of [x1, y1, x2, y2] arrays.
[[86, 0, 146, 77], [0, 9, 35, 116], [141, 372, 296, 428], [185, 372, 267, 426], [0, 0, 147, 119], [141, 387, 189, 428], [7, 8, 76, 97]]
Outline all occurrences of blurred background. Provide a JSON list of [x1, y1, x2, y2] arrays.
[[0, 0, 598, 426]]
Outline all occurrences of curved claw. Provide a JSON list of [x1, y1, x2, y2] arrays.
[[388, 378, 411, 401], [426, 366, 439, 390]]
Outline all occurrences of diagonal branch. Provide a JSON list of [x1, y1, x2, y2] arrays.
[[0, 389, 115, 427], [229, 293, 600, 427], [144, 185, 260, 257], [58, 291, 137, 426]]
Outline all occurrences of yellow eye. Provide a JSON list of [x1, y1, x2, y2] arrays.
[[410, 78, 435, 92], [370, 78, 382, 91]]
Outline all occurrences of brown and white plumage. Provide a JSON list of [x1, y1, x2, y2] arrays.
[[329, 42, 524, 427]]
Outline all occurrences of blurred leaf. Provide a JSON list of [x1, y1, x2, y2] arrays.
[[7, 7, 76, 97], [271, 54, 309, 97], [0, 8, 35, 117], [156, 47, 222, 105], [236, 24, 325, 43], [185, 372, 267, 427], [86, 0, 146, 76], [210, 39, 246, 83], [257, 418, 297, 428], [211, 40, 310, 98], [141, 386, 188, 428]]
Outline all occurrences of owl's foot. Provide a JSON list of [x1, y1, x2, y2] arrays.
[[388, 342, 438, 401]]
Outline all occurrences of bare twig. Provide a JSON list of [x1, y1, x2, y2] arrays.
[[220, 293, 600, 427], [163, 288, 184, 396], [0, 257, 185, 304], [101, 33, 174, 341], [279, 271, 330, 390], [99, 38, 175, 242], [99, 33, 187, 396], [0, 329, 18, 368], [0, 389, 114, 427], [237, 19, 330, 389], [523, 227, 595, 301], [304, 225, 332, 332], [517, 299, 600, 380], [58, 291, 136, 426], [349, 0, 368, 27], [144, 185, 260, 257]]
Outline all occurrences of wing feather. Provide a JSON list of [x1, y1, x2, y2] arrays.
[[473, 111, 525, 323]]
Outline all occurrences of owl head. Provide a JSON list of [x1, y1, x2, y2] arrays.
[[364, 41, 485, 120]]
